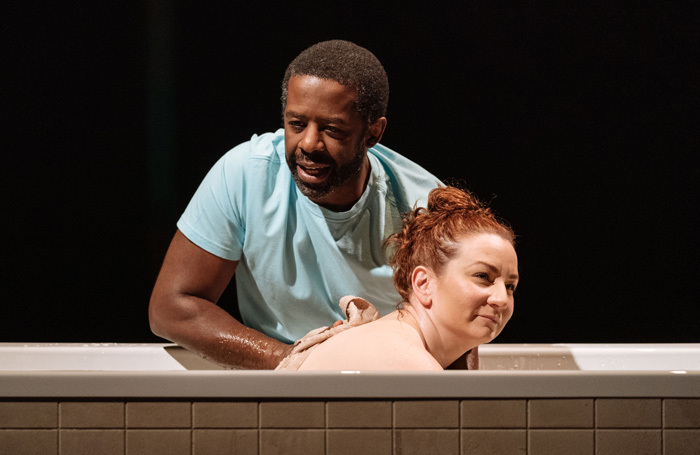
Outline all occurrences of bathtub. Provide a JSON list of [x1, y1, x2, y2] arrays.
[[2, 343, 699, 454]]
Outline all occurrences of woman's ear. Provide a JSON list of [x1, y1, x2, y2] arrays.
[[411, 266, 433, 308]]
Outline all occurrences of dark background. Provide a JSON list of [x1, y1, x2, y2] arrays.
[[2, 3, 698, 344]]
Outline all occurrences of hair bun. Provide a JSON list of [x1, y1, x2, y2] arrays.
[[427, 186, 486, 215]]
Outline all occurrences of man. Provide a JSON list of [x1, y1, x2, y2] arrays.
[[149, 40, 442, 369]]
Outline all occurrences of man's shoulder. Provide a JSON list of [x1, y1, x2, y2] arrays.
[[369, 142, 442, 210], [200, 129, 288, 201], [369, 142, 440, 181], [212, 130, 285, 184], [224, 129, 285, 162]]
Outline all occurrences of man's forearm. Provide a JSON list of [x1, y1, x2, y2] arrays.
[[189, 321, 293, 370], [150, 295, 291, 370]]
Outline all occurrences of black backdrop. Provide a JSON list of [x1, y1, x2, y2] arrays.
[[2, 3, 698, 344]]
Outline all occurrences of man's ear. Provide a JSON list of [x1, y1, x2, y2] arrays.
[[365, 117, 387, 148], [411, 265, 433, 308]]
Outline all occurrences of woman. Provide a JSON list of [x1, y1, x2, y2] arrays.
[[277, 186, 518, 370]]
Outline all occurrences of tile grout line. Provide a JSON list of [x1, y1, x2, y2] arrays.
[[123, 402, 127, 455], [458, 399, 461, 454], [55, 401, 59, 455], [257, 401, 261, 455], [56, 401, 59, 455], [391, 400, 396, 455], [593, 399, 597, 455], [526, 399, 531, 453], [660, 398, 664, 455]]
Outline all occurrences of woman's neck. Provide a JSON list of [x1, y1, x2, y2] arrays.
[[400, 300, 476, 369]]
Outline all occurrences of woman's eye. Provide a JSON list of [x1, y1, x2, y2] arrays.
[[506, 284, 517, 292], [474, 272, 491, 281]]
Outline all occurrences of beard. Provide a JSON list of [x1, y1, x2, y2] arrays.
[[286, 146, 366, 201]]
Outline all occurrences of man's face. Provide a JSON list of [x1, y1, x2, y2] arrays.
[[284, 75, 372, 211]]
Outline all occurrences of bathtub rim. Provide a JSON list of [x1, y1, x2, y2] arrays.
[[2, 369, 699, 399], [2, 342, 699, 372], [1, 342, 699, 399]]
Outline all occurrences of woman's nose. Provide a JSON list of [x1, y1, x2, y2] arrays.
[[487, 283, 509, 308]]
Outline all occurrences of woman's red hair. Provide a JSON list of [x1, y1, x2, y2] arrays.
[[386, 186, 515, 304]]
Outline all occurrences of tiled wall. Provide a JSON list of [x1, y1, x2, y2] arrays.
[[0, 398, 698, 454]]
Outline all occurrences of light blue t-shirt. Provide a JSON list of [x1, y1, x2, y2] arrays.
[[177, 129, 441, 342]]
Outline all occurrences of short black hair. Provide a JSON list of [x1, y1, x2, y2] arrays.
[[281, 40, 389, 124]]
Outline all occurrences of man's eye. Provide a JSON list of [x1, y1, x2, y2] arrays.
[[324, 126, 343, 135], [288, 121, 304, 129], [506, 284, 517, 292]]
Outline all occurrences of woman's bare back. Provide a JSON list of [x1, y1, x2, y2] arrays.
[[297, 312, 442, 371]]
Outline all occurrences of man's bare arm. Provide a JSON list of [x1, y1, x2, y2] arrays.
[[149, 230, 292, 369]]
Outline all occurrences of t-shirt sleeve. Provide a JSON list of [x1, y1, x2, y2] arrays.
[[176, 150, 246, 261]]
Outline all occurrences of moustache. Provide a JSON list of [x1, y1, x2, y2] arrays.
[[293, 150, 336, 167]]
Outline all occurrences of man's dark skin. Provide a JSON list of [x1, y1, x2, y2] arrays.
[[149, 75, 386, 369]]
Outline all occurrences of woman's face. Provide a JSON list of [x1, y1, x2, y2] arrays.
[[428, 233, 519, 345]]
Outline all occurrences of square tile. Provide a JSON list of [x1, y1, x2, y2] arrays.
[[596, 399, 661, 428], [529, 399, 594, 428], [260, 429, 324, 455], [664, 429, 700, 455], [664, 399, 700, 428], [326, 401, 392, 428], [461, 399, 527, 428], [327, 429, 392, 455], [461, 429, 526, 454], [0, 429, 57, 455], [394, 429, 459, 455], [126, 429, 190, 455], [126, 402, 191, 428], [60, 429, 124, 455], [528, 429, 594, 455], [394, 400, 459, 428], [193, 429, 258, 455], [0, 402, 57, 428], [260, 402, 324, 428], [193, 402, 257, 428], [60, 402, 124, 428], [596, 429, 661, 455]]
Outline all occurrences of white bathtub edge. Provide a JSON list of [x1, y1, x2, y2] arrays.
[[2, 370, 699, 398]]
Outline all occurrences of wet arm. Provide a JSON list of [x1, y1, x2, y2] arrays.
[[149, 230, 292, 369]]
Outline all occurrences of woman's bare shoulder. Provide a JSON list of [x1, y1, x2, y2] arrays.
[[298, 318, 442, 371]]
